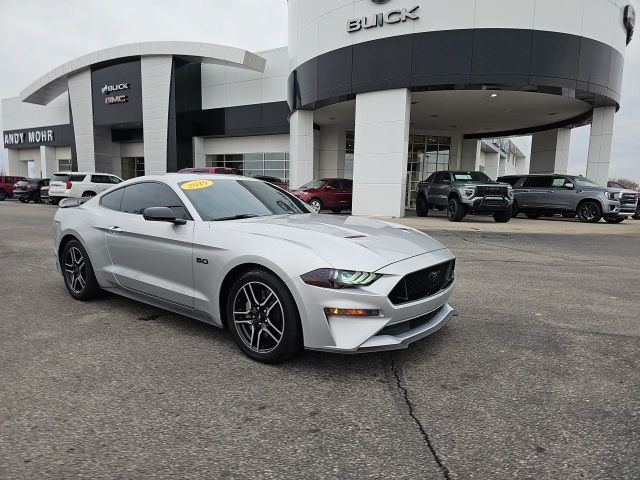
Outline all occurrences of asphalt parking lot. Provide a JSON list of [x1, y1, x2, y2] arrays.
[[1, 200, 639, 479]]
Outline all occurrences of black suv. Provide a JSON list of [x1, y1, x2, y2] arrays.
[[13, 178, 50, 203]]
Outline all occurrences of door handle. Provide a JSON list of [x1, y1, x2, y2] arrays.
[[108, 226, 122, 234]]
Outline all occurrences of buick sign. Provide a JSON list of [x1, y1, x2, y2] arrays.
[[348, 5, 419, 33], [625, 5, 635, 45], [101, 83, 130, 95]]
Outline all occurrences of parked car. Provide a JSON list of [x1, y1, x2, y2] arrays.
[[0, 175, 27, 201], [52, 174, 457, 363], [40, 184, 50, 203], [48, 172, 123, 205], [13, 178, 50, 203], [508, 174, 638, 223], [252, 175, 288, 190], [416, 171, 514, 222], [289, 178, 353, 213], [607, 181, 640, 220], [179, 167, 242, 175]]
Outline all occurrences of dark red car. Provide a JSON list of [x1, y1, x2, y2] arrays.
[[289, 178, 353, 213], [252, 175, 288, 190], [178, 167, 242, 175], [0, 175, 27, 201]]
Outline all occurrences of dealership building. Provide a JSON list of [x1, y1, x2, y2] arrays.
[[1, 0, 635, 216]]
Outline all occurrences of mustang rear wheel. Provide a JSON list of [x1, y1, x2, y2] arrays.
[[62, 240, 101, 300], [227, 269, 302, 364]]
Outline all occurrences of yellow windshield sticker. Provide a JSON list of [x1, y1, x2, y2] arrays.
[[181, 180, 213, 191]]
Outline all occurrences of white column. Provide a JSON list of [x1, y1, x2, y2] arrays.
[[352, 88, 410, 218], [484, 152, 500, 180], [318, 127, 346, 178], [39, 146, 56, 178], [460, 139, 480, 171], [193, 137, 206, 168], [7, 149, 20, 175], [289, 110, 315, 188], [449, 134, 464, 170], [68, 70, 96, 172], [586, 106, 615, 186], [141, 56, 173, 175], [529, 128, 571, 174]]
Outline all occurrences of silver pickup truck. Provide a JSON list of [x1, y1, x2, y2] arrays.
[[498, 174, 639, 223], [416, 171, 514, 222]]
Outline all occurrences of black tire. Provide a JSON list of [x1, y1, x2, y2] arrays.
[[604, 217, 625, 224], [19, 196, 29, 203], [562, 213, 576, 219], [416, 195, 429, 217], [447, 197, 465, 222], [526, 213, 541, 219], [308, 198, 322, 213], [577, 201, 603, 223], [61, 239, 101, 301], [50, 198, 60, 205], [82, 191, 96, 198], [511, 201, 519, 218], [493, 206, 512, 223], [0, 189, 7, 201], [330, 208, 343, 214], [34, 194, 42, 204], [633, 211, 640, 220], [227, 269, 302, 364]]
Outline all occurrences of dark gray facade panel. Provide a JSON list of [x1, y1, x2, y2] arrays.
[[2, 124, 75, 150], [288, 28, 624, 113], [91, 59, 143, 127]]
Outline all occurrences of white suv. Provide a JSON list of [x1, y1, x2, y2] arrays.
[[49, 172, 123, 205]]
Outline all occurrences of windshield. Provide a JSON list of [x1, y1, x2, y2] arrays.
[[180, 179, 310, 221], [573, 177, 602, 188], [453, 171, 491, 182], [300, 180, 325, 189]]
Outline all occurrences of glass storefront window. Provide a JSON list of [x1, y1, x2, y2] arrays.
[[58, 159, 72, 173], [406, 134, 451, 209], [206, 153, 290, 184]]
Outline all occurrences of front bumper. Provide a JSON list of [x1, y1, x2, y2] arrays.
[[605, 200, 638, 217], [287, 249, 457, 353], [465, 196, 512, 213]]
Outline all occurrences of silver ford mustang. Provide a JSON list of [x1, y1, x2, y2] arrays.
[[53, 174, 457, 363]]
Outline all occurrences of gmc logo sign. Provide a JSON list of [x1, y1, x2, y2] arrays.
[[105, 95, 128, 105]]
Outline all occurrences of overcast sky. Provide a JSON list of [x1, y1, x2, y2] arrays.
[[0, 0, 638, 181]]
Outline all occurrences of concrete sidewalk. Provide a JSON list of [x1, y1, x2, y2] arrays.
[[383, 210, 640, 235]]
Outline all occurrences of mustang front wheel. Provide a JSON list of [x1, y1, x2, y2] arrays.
[[227, 269, 302, 363], [62, 240, 101, 300]]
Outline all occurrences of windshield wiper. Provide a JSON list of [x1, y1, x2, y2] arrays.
[[211, 214, 261, 222]]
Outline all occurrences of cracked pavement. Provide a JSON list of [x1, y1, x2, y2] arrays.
[[1, 202, 639, 479]]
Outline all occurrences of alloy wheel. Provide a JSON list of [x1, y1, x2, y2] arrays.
[[233, 281, 285, 354], [579, 203, 599, 222], [309, 199, 322, 213], [64, 246, 87, 294]]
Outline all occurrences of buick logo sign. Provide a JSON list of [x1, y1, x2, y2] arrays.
[[348, 4, 419, 33], [101, 83, 130, 95]]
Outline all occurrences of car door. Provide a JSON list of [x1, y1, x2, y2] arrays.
[[428, 172, 449, 207], [104, 181, 195, 307], [91, 174, 113, 193], [550, 176, 576, 211], [519, 176, 553, 208], [324, 180, 341, 207], [341, 180, 353, 208]]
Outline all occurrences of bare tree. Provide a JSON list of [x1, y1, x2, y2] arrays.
[[609, 178, 639, 190]]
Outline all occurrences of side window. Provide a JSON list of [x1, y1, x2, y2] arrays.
[[120, 182, 190, 219], [70, 175, 87, 182], [110, 176, 122, 184], [329, 180, 342, 189], [552, 177, 571, 188], [432, 172, 444, 185], [343, 180, 353, 190], [6, 177, 14, 184], [523, 176, 553, 188], [91, 175, 112, 184], [100, 188, 125, 211], [441, 172, 452, 184]]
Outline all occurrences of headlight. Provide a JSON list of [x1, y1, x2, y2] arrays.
[[301, 269, 381, 289], [508, 188, 514, 198], [463, 186, 475, 197], [605, 191, 618, 200]]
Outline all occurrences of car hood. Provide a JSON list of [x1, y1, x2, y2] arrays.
[[215, 214, 447, 272]]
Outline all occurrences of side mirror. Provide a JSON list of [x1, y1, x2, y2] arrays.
[[143, 207, 186, 225], [324, 185, 334, 190], [564, 183, 575, 190]]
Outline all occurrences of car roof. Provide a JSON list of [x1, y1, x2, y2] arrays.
[[52, 172, 116, 176]]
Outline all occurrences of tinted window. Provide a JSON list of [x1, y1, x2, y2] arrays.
[[70, 175, 87, 182], [452, 171, 491, 182], [329, 180, 342, 189], [523, 176, 553, 188], [552, 176, 574, 188], [92, 175, 112, 184], [343, 180, 353, 189], [110, 176, 122, 184], [100, 188, 125, 211], [498, 176, 521, 186], [51, 174, 70, 182], [181, 179, 309, 221], [5, 177, 15, 184], [301, 180, 325, 189], [121, 182, 190, 219], [432, 172, 445, 184]]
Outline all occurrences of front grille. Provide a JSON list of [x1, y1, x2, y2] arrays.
[[476, 186, 508, 197], [621, 193, 637, 205], [388, 260, 455, 305], [377, 306, 444, 336]]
